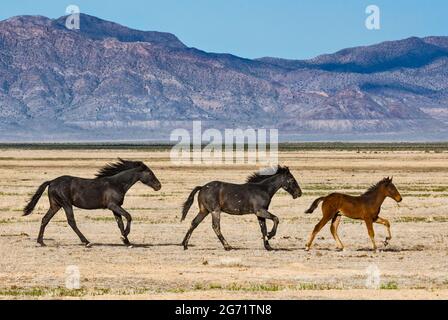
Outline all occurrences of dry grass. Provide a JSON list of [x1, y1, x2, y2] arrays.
[[0, 148, 447, 300]]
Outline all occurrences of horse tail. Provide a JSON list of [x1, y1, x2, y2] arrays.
[[304, 196, 326, 214], [181, 186, 202, 222], [23, 181, 51, 216]]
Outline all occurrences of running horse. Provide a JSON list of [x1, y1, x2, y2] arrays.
[[304, 177, 402, 252], [23, 159, 161, 247], [181, 166, 302, 251]]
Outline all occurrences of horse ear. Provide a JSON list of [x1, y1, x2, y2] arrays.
[[281, 165, 290, 175], [139, 162, 147, 169]]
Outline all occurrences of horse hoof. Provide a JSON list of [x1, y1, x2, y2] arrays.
[[183, 245, 188, 250], [224, 246, 232, 251], [85, 242, 92, 248], [383, 241, 389, 247], [305, 246, 310, 251], [265, 246, 273, 251], [127, 245, 133, 249], [37, 242, 46, 247]]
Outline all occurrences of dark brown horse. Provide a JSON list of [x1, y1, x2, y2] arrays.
[[23, 159, 161, 247], [304, 177, 402, 252], [181, 166, 302, 251]]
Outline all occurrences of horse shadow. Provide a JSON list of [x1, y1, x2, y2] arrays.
[[94, 243, 299, 251], [355, 246, 424, 252], [91, 242, 185, 248]]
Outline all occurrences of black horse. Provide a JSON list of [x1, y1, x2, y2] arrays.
[[23, 159, 161, 247], [181, 166, 302, 251]]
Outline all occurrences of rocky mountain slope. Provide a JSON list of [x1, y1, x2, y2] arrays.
[[0, 14, 447, 141]]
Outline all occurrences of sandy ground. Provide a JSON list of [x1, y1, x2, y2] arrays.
[[0, 148, 447, 299]]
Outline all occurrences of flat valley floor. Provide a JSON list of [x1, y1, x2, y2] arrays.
[[0, 148, 447, 299]]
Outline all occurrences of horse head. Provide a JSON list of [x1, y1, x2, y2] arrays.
[[383, 176, 402, 202], [138, 163, 161, 191], [278, 166, 302, 199]]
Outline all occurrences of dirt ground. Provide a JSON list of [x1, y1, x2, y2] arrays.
[[0, 148, 447, 299]]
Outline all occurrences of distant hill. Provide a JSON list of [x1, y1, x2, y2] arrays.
[[0, 14, 447, 141]]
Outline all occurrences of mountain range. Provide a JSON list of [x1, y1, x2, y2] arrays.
[[0, 14, 447, 141]]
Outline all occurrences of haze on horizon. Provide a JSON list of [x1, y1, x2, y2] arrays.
[[0, 0, 446, 60]]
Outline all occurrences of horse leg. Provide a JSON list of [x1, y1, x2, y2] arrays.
[[305, 215, 332, 251], [330, 214, 344, 250], [182, 211, 209, 250], [108, 204, 132, 237], [182, 211, 209, 249], [211, 210, 232, 251], [255, 209, 279, 240], [37, 204, 60, 246], [364, 219, 377, 252], [113, 212, 131, 247], [257, 217, 273, 251], [375, 217, 391, 246], [63, 205, 91, 247]]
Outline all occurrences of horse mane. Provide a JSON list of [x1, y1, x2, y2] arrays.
[[246, 165, 290, 183], [362, 177, 392, 196], [95, 158, 147, 178]]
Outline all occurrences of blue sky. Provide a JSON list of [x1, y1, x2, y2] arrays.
[[1, 0, 446, 59]]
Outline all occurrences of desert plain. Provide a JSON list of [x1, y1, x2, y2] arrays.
[[0, 146, 447, 299]]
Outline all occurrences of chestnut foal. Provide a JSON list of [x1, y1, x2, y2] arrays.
[[304, 177, 402, 252]]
